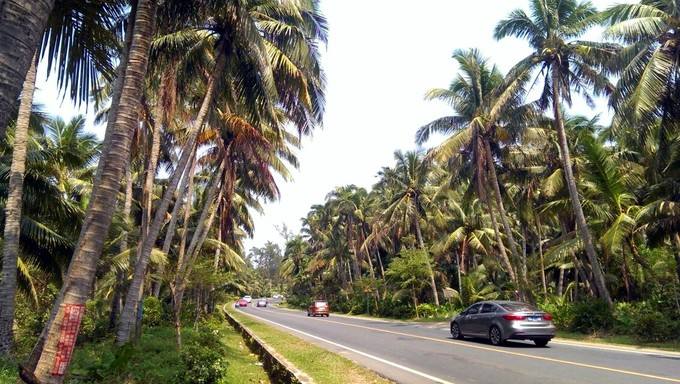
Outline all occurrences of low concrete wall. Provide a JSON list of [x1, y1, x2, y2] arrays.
[[224, 308, 314, 384]]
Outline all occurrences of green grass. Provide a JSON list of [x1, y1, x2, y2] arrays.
[[556, 331, 680, 352], [227, 308, 391, 384], [0, 323, 270, 384]]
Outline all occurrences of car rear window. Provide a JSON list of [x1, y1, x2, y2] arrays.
[[500, 303, 539, 312], [314, 301, 328, 307]]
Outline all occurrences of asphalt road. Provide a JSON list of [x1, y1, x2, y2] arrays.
[[236, 305, 680, 384]]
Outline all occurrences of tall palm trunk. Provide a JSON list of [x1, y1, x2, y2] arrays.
[[0, 55, 36, 355], [116, 48, 227, 345], [20, 7, 137, 374], [31, 2, 157, 382], [109, 164, 133, 330], [413, 215, 439, 306], [485, 195, 518, 285], [140, 102, 163, 239], [0, 0, 54, 138], [483, 138, 521, 260], [173, 166, 225, 348], [551, 67, 612, 307], [153, 155, 196, 297], [535, 212, 547, 296]]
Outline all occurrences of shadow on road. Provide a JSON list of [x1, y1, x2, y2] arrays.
[[448, 337, 549, 349]]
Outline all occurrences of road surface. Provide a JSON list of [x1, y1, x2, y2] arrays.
[[236, 305, 680, 384]]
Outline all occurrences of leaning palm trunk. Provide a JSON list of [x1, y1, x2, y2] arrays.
[[30, 2, 157, 382], [116, 49, 227, 344], [20, 8, 137, 375], [153, 154, 196, 297], [109, 165, 134, 330], [0, 1, 54, 139], [0, 55, 37, 356], [483, 139, 521, 260], [551, 67, 612, 307], [172, 161, 225, 347], [413, 215, 440, 306], [485, 193, 518, 286]]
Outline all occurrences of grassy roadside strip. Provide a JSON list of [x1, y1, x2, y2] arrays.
[[226, 308, 392, 384], [277, 304, 680, 352], [1, 323, 270, 384]]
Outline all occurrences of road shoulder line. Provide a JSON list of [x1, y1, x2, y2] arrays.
[[237, 309, 456, 384]]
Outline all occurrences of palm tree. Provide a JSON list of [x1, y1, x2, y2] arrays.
[[603, 1, 680, 132], [117, 0, 327, 344], [0, 58, 38, 355], [416, 49, 532, 294], [381, 150, 440, 305], [29, 0, 157, 381], [495, 0, 616, 305], [0, 1, 54, 138]]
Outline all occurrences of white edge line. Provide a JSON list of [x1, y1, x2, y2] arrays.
[[236, 309, 456, 384]]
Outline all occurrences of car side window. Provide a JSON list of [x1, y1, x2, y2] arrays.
[[467, 304, 482, 314], [481, 304, 497, 313]]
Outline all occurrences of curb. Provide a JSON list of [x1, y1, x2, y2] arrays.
[[223, 306, 315, 384]]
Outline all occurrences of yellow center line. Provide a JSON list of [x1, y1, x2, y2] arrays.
[[259, 308, 680, 383]]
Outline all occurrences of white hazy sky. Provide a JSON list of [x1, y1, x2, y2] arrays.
[[34, 0, 630, 252]]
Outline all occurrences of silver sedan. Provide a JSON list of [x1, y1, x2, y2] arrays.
[[450, 301, 556, 347]]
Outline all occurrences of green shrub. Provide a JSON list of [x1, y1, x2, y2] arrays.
[[416, 303, 438, 318], [176, 324, 228, 384], [570, 300, 613, 333], [143, 296, 163, 327], [538, 298, 575, 330], [632, 311, 679, 343]]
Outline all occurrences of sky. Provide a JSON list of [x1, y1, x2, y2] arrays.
[[33, 0, 631, 253]]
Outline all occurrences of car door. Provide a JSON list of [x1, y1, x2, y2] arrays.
[[459, 303, 482, 334], [477, 303, 499, 335]]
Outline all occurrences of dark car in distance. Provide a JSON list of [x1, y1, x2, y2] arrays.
[[450, 301, 556, 347], [307, 300, 329, 317]]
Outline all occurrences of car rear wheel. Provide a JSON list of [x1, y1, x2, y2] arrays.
[[489, 326, 504, 346], [533, 338, 550, 347], [450, 322, 463, 339], [307, 312, 310, 317]]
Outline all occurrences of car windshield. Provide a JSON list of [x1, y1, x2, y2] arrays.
[[500, 303, 539, 312]]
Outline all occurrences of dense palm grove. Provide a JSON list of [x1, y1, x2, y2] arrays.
[[1, 0, 680, 382], [280, 1, 680, 343], [0, 0, 326, 382]]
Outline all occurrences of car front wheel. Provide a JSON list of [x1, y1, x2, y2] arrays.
[[489, 326, 504, 346], [450, 322, 463, 339]]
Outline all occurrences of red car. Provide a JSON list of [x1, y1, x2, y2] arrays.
[[307, 300, 329, 317], [236, 298, 249, 307]]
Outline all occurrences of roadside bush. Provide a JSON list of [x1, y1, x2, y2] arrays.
[[569, 300, 614, 333], [416, 303, 438, 318], [632, 310, 679, 343], [143, 296, 163, 327], [176, 322, 228, 384]]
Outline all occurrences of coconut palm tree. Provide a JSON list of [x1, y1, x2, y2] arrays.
[[495, 0, 617, 305], [380, 150, 440, 305], [117, 0, 327, 344], [416, 48, 533, 294], [603, 0, 680, 132], [0, 1, 54, 138], [28, 0, 157, 381]]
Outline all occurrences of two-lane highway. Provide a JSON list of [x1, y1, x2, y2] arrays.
[[236, 305, 680, 384]]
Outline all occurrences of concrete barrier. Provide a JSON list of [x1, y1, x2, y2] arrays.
[[224, 307, 314, 384]]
